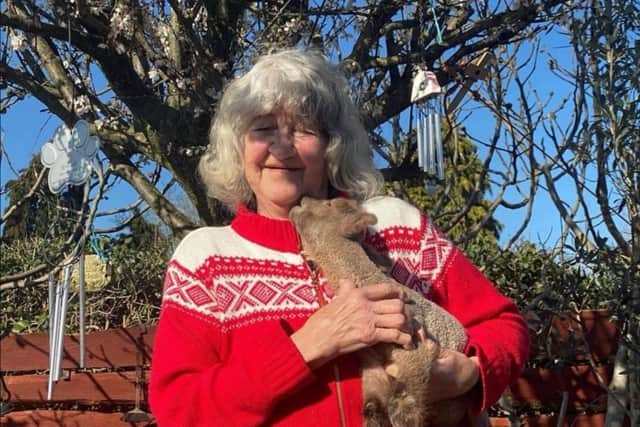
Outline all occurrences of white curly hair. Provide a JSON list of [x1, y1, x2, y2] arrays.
[[198, 48, 383, 212]]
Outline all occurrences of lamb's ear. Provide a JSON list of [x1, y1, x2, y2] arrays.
[[340, 212, 378, 239], [359, 212, 378, 227]]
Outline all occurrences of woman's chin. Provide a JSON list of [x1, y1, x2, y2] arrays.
[[254, 187, 328, 218], [255, 195, 301, 218]]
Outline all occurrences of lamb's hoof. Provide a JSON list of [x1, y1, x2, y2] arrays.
[[388, 395, 423, 427]]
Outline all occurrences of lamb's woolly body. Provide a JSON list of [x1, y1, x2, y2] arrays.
[[309, 237, 467, 351], [290, 197, 469, 427]]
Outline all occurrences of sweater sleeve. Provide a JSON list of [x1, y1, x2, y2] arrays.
[[149, 261, 315, 427], [429, 245, 530, 412]]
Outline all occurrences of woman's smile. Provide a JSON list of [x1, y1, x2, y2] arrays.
[[264, 165, 301, 171]]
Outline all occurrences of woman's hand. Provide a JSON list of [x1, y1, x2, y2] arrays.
[[383, 334, 480, 401], [423, 334, 480, 401], [291, 279, 412, 369]]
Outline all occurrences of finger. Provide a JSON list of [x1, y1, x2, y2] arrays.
[[374, 313, 406, 330], [375, 327, 413, 348], [372, 298, 404, 315], [363, 282, 404, 301]]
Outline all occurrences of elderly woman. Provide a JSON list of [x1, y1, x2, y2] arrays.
[[149, 49, 529, 426]]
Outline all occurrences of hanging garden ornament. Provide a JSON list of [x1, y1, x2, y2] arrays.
[[40, 119, 100, 194], [411, 68, 445, 191], [40, 119, 100, 399]]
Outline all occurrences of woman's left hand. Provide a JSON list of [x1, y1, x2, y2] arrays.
[[429, 345, 480, 401], [385, 332, 480, 401]]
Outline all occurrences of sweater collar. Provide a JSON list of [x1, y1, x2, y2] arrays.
[[231, 203, 300, 253]]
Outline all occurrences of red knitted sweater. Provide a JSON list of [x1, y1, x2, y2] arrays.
[[149, 196, 529, 426]]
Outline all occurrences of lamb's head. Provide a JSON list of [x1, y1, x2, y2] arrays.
[[290, 197, 378, 248]]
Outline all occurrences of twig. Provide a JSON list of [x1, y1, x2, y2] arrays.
[[1, 168, 47, 224]]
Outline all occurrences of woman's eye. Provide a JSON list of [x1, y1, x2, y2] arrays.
[[253, 126, 276, 132]]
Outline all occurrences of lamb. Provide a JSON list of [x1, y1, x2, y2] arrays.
[[290, 196, 470, 427]]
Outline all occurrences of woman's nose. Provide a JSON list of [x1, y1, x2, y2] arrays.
[[269, 129, 296, 158]]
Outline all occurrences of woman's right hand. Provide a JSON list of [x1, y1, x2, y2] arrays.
[[291, 279, 412, 369]]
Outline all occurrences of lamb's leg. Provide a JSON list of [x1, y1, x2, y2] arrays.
[[361, 348, 393, 427], [395, 294, 469, 427], [385, 342, 438, 427]]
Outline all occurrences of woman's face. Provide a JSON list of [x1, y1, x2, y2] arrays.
[[243, 112, 329, 219]]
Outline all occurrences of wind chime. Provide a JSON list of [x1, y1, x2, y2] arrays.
[[411, 68, 444, 191], [411, 0, 445, 191], [40, 119, 100, 399]]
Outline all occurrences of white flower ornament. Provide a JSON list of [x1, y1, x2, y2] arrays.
[[41, 120, 100, 194]]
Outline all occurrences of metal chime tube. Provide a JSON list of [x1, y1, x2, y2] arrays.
[[427, 110, 437, 176], [417, 109, 424, 169], [420, 112, 429, 171], [48, 274, 55, 351], [55, 265, 73, 377], [433, 111, 444, 180], [48, 264, 73, 400], [51, 279, 63, 384], [52, 278, 64, 381], [47, 274, 57, 400], [48, 277, 65, 397], [79, 252, 86, 368]]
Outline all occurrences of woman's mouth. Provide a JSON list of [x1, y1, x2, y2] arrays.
[[265, 166, 300, 171]]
